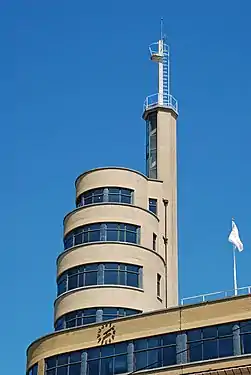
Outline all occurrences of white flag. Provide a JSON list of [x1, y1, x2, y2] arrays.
[[228, 220, 244, 252]]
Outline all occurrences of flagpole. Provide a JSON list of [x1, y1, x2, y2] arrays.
[[233, 245, 238, 296]]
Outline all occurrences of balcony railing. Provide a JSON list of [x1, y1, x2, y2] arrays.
[[181, 285, 251, 305], [143, 93, 178, 114]]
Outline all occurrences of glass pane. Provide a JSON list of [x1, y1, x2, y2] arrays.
[[109, 193, 120, 202], [127, 265, 139, 272], [115, 342, 128, 354], [135, 351, 147, 370], [57, 366, 68, 375], [89, 229, 100, 242], [109, 188, 120, 194], [74, 233, 83, 245], [88, 348, 100, 359], [66, 320, 76, 328], [70, 351, 82, 363], [203, 326, 218, 339], [78, 273, 84, 287], [121, 188, 131, 195], [84, 196, 92, 205], [101, 345, 114, 357], [58, 354, 69, 365], [126, 231, 137, 243], [69, 363, 81, 375], [46, 358, 56, 369], [242, 333, 251, 354], [104, 270, 118, 284], [68, 275, 78, 290], [219, 337, 233, 357], [163, 333, 176, 345], [148, 337, 161, 348], [203, 339, 218, 360], [64, 236, 73, 249], [47, 370, 56, 375], [127, 272, 138, 287], [148, 348, 161, 369], [85, 271, 97, 286], [87, 360, 99, 374], [135, 339, 147, 351], [240, 321, 251, 333], [114, 354, 127, 374], [163, 346, 176, 365], [106, 229, 118, 241], [58, 279, 67, 295], [218, 323, 233, 337], [121, 195, 131, 204], [83, 316, 96, 325], [100, 357, 113, 374], [187, 329, 201, 342], [188, 342, 202, 362], [93, 194, 103, 203]]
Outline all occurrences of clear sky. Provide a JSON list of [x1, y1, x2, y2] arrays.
[[2, 0, 251, 372]]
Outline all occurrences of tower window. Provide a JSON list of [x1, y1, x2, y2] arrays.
[[146, 112, 157, 179], [57, 262, 143, 296], [55, 307, 141, 330], [153, 233, 157, 251], [157, 273, 161, 297], [76, 187, 133, 207], [149, 198, 157, 214], [64, 222, 140, 249]]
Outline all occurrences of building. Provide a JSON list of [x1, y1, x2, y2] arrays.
[[26, 30, 251, 375]]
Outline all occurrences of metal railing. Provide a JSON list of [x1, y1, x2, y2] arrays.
[[143, 93, 178, 114], [181, 285, 251, 306]]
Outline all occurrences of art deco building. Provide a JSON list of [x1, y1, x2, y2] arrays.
[[26, 31, 251, 375]]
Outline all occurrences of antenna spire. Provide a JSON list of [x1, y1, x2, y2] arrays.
[[160, 18, 164, 40]]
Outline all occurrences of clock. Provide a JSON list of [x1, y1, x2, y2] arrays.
[[97, 322, 116, 345]]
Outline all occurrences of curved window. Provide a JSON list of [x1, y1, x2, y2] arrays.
[[64, 222, 140, 250], [76, 187, 133, 207], [57, 263, 143, 296], [55, 307, 141, 330]]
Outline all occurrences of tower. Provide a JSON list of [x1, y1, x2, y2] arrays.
[[54, 29, 178, 332], [26, 24, 251, 375]]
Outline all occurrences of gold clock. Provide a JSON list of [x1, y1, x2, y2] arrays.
[[97, 322, 116, 345]]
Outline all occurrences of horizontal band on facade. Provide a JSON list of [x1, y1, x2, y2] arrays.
[[75, 166, 163, 188], [54, 284, 144, 307], [56, 241, 166, 267], [63, 201, 159, 226]]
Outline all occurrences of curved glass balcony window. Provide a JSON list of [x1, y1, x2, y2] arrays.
[[57, 263, 143, 296], [55, 307, 141, 330], [76, 187, 133, 207], [64, 222, 140, 250]]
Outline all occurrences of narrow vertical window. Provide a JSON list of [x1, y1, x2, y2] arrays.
[[157, 273, 161, 297], [149, 198, 157, 214], [153, 233, 157, 251]]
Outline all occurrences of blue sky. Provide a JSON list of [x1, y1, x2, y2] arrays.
[[1, 0, 251, 372]]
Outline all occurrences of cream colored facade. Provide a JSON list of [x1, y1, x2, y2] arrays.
[[54, 106, 179, 325], [27, 295, 251, 375]]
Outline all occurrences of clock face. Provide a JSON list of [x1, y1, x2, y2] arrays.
[[97, 322, 116, 345]]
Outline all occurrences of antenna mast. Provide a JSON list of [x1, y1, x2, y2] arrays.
[[143, 20, 178, 114]]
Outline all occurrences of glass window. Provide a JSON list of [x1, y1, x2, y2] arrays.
[[64, 222, 140, 250], [157, 274, 161, 297], [76, 187, 133, 208], [153, 233, 157, 251], [57, 263, 142, 296], [149, 198, 157, 214], [55, 308, 141, 330]]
